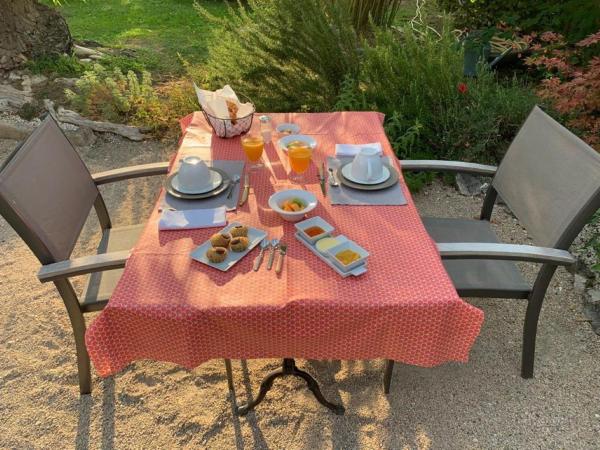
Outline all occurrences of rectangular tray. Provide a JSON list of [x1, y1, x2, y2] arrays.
[[191, 222, 267, 271], [295, 232, 367, 278]]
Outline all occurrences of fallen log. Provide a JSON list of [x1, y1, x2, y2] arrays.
[[0, 83, 34, 112], [44, 99, 146, 141]]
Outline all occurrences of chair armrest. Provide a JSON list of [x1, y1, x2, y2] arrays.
[[92, 161, 170, 185], [400, 160, 497, 176], [37, 250, 130, 283], [437, 243, 575, 266]]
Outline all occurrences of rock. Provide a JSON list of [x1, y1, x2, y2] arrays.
[[73, 45, 103, 58], [54, 77, 78, 88], [0, 122, 31, 140], [79, 58, 92, 63], [64, 126, 96, 147], [588, 289, 600, 306], [88, 54, 103, 60], [456, 173, 483, 196], [28, 74, 47, 87], [8, 72, 22, 81]]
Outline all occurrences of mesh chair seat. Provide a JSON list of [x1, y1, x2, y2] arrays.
[[422, 217, 531, 299], [80, 223, 145, 312]]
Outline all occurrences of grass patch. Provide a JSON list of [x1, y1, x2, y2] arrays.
[[26, 54, 86, 77], [47, 0, 231, 77]]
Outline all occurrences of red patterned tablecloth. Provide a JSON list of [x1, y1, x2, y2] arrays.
[[85, 111, 483, 377]]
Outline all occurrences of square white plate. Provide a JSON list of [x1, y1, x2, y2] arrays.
[[190, 222, 267, 271]]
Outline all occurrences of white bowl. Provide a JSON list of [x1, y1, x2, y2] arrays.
[[295, 216, 334, 244], [326, 240, 369, 272], [277, 134, 317, 153], [268, 189, 318, 222]]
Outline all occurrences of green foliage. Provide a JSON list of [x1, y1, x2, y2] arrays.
[[437, 0, 600, 41], [195, 0, 361, 112], [340, 20, 537, 163], [585, 212, 600, 272], [26, 54, 86, 77], [65, 64, 164, 131], [349, 0, 403, 31]]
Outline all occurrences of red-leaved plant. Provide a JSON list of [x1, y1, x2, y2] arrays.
[[523, 30, 600, 149]]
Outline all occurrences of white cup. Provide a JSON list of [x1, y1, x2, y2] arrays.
[[351, 147, 383, 182], [178, 156, 211, 191]]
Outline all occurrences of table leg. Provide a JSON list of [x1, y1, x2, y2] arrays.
[[236, 358, 345, 416]]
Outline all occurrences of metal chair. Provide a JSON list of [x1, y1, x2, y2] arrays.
[[0, 115, 235, 395], [384, 106, 600, 393]]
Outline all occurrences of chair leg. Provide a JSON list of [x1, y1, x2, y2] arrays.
[[72, 313, 92, 395], [521, 265, 556, 379], [521, 301, 541, 379], [224, 359, 234, 392], [383, 360, 394, 394]]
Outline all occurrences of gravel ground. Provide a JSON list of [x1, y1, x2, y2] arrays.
[[0, 134, 599, 449]]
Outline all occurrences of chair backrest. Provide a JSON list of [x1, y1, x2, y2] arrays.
[[0, 116, 99, 264], [492, 106, 600, 249]]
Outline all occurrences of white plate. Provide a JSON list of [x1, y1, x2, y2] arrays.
[[190, 222, 267, 271], [171, 169, 223, 194], [295, 232, 367, 277], [341, 164, 391, 185], [276, 123, 300, 135], [277, 134, 317, 153]]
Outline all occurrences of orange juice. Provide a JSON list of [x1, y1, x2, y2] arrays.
[[241, 135, 264, 162], [288, 145, 312, 174]]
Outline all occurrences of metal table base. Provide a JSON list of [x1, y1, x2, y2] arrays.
[[236, 359, 345, 415]]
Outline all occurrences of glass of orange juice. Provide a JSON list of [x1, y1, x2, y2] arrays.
[[287, 142, 312, 183], [241, 134, 264, 170]]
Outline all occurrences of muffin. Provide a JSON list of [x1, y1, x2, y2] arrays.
[[206, 246, 228, 263], [230, 236, 249, 252], [230, 224, 249, 238], [210, 232, 232, 248]]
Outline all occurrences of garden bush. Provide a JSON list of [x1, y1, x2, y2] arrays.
[[437, 0, 600, 42], [195, 0, 360, 112], [65, 64, 166, 132], [198, 0, 536, 164]]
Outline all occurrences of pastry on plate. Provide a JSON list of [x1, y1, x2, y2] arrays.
[[230, 236, 249, 252], [210, 232, 232, 248], [206, 246, 228, 263], [230, 224, 248, 238]]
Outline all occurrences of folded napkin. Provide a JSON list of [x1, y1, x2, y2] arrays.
[[159, 207, 227, 231], [335, 142, 383, 157]]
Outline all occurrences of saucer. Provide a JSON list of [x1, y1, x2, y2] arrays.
[[276, 123, 300, 135], [341, 164, 391, 185], [171, 169, 223, 194]]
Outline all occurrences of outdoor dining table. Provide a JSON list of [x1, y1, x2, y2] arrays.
[[85, 111, 484, 415]]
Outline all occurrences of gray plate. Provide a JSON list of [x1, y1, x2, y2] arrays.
[[165, 168, 231, 199], [336, 163, 399, 191]]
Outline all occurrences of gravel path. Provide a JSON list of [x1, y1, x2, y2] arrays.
[[0, 135, 598, 449]]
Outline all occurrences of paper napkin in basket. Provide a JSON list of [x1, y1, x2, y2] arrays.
[[335, 142, 383, 157], [194, 84, 253, 120], [159, 207, 227, 231]]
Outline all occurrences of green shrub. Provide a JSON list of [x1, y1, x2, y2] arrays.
[[349, 0, 403, 31], [336, 19, 538, 163], [65, 64, 165, 132], [195, 0, 360, 112], [26, 54, 86, 77], [437, 0, 600, 42]]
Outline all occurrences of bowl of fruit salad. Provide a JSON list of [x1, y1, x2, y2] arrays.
[[268, 189, 318, 222]]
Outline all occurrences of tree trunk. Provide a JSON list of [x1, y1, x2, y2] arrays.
[[0, 0, 73, 72]]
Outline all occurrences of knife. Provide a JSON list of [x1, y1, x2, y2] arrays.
[[239, 174, 250, 206], [318, 162, 326, 196], [275, 243, 287, 274]]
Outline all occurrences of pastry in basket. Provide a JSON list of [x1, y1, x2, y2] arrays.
[[226, 99, 239, 125], [230, 236, 249, 252], [206, 247, 228, 263], [210, 232, 232, 248], [230, 224, 248, 238]]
